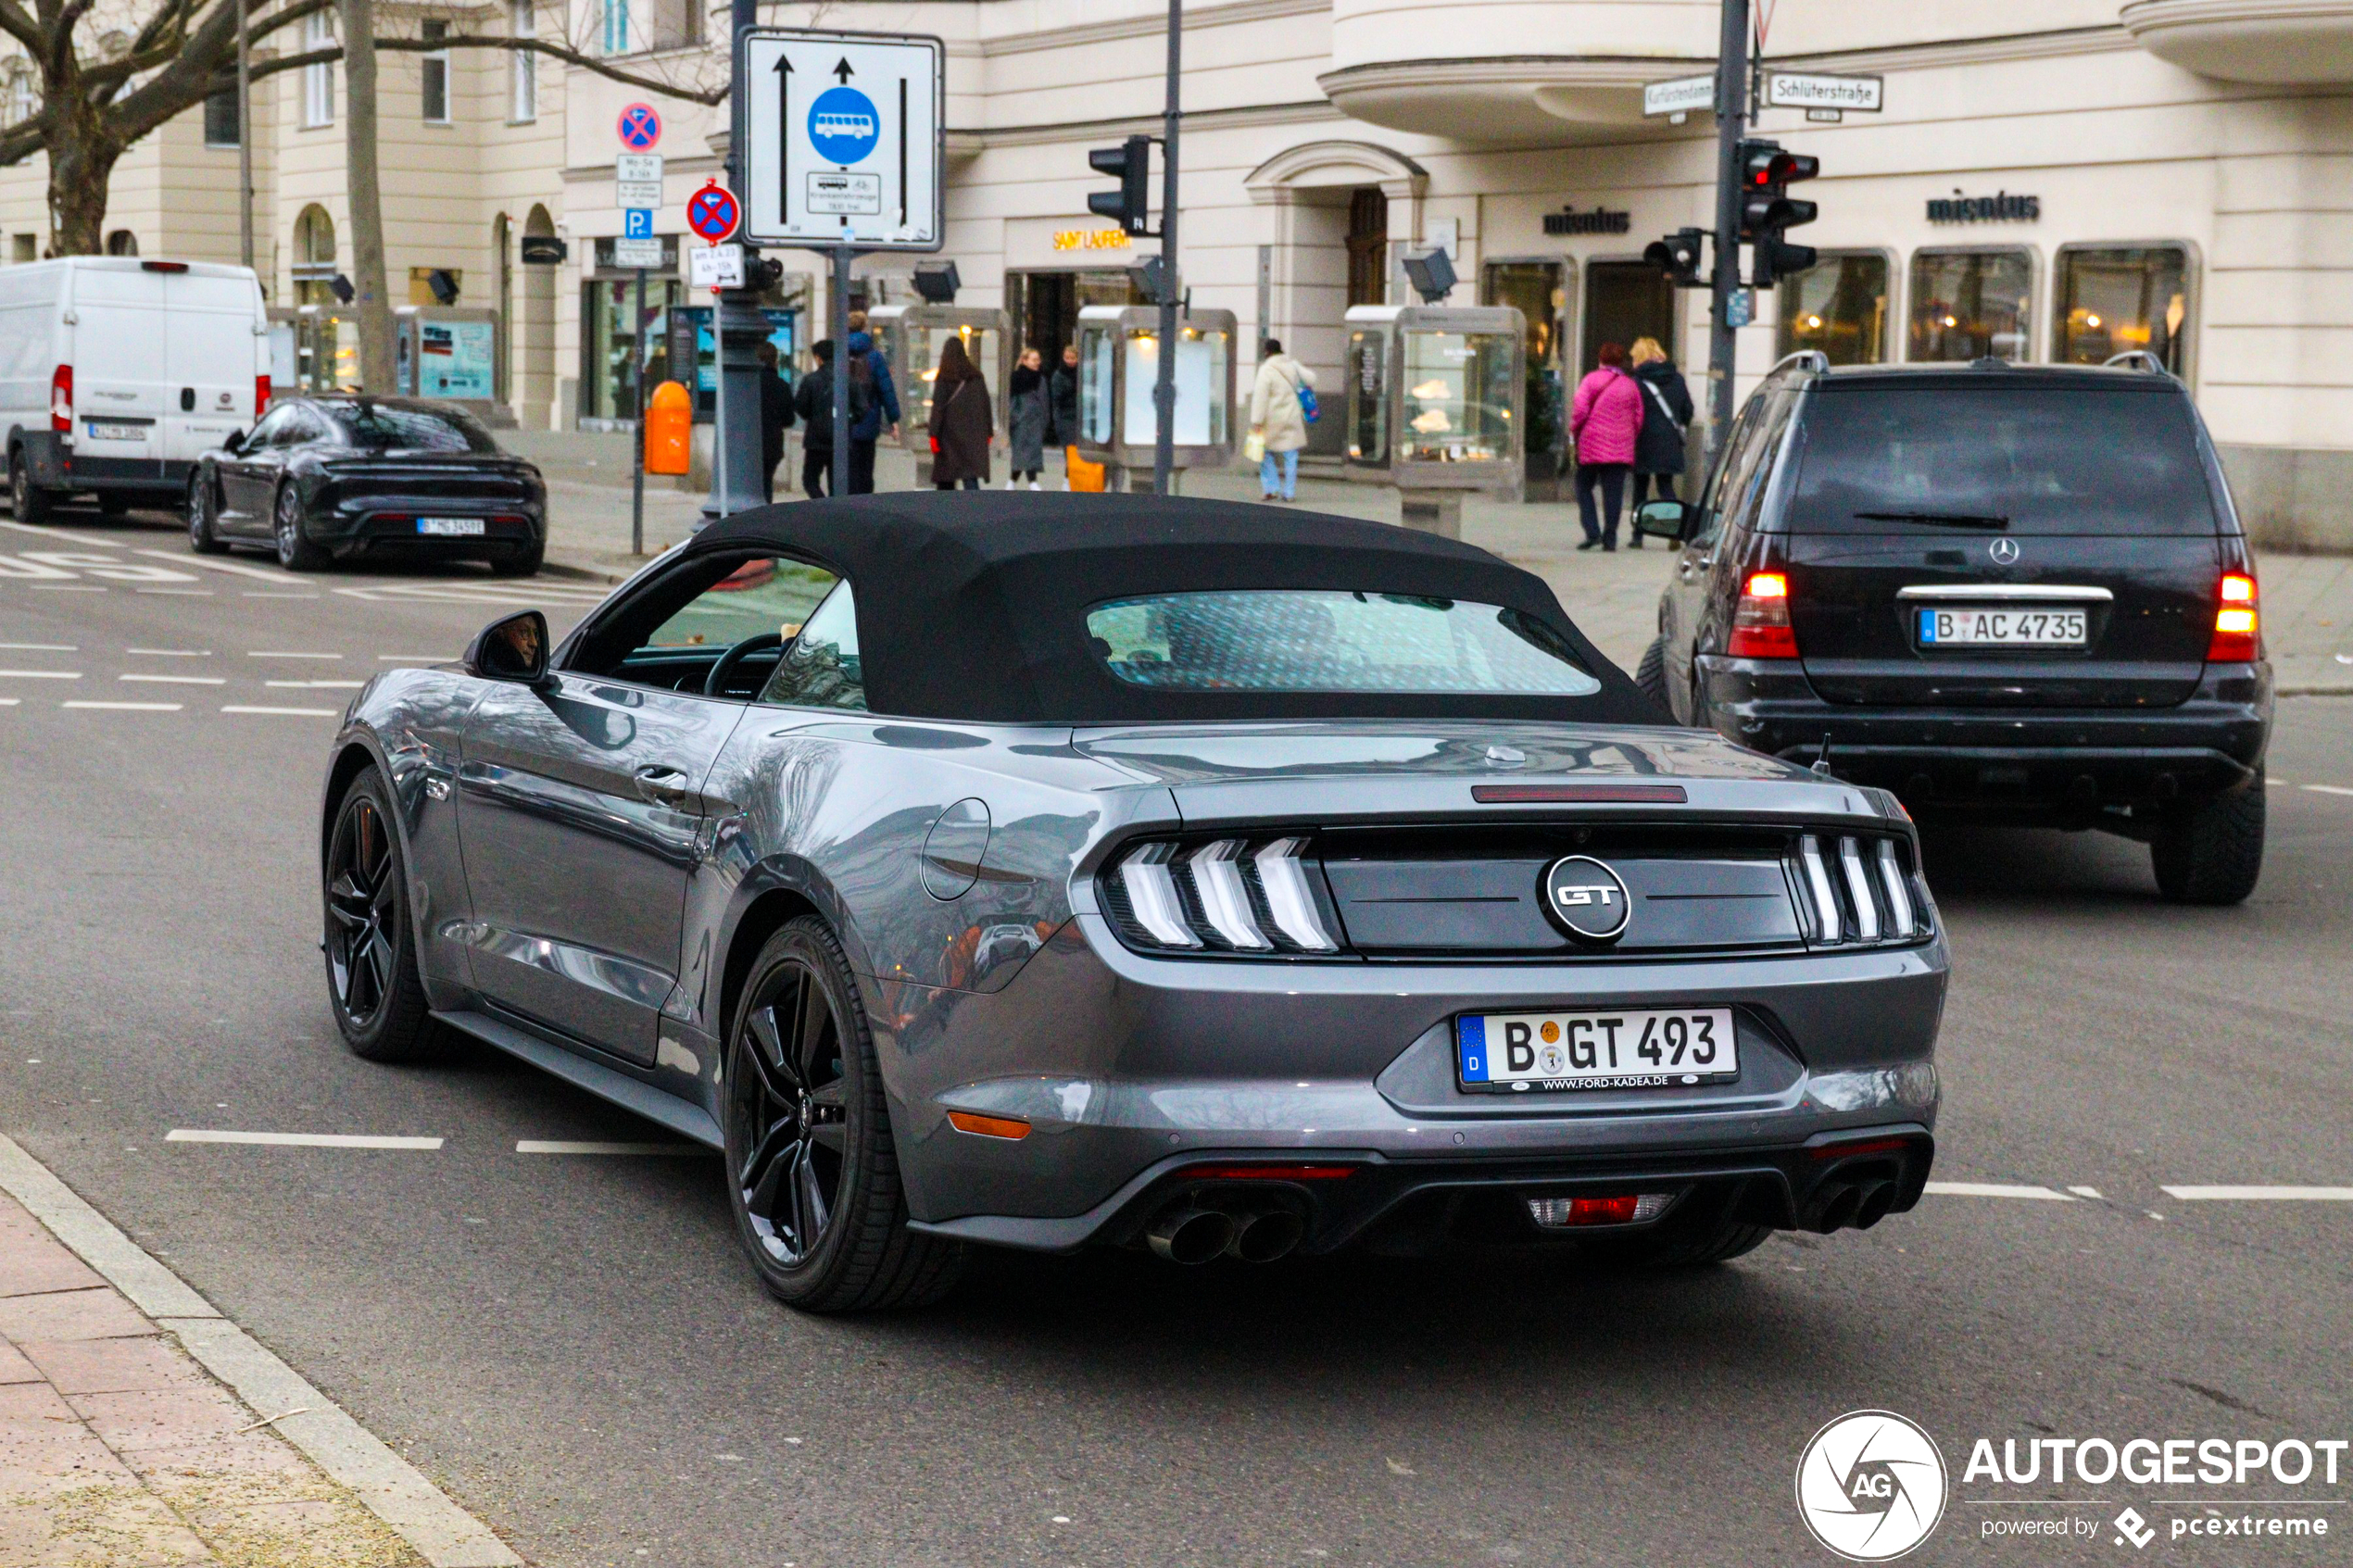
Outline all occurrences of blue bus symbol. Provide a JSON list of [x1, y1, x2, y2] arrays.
[[808, 86, 880, 165]]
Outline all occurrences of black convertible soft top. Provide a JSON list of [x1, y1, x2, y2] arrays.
[[690, 492, 1664, 726]]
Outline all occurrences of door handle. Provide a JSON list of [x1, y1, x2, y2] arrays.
[[633, 765, 693, 806]]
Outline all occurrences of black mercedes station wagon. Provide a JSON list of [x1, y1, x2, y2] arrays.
[[1632, 355, 2271, 905]]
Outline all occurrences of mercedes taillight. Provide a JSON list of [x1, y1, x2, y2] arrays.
[[1728, 571, 1799, 659], [2208, 571, 2259, 662]]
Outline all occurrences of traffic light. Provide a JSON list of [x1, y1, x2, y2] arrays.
[[1088, 136, 1153, 236], [1739, 139, 1820, 286], [1642, 228, 1708, 288]]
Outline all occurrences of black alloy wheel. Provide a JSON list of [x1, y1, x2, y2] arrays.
[[187, 472, 226, 553], [323, 768, 444, 1063], [723, 918, 963, 1311], [9, 448, 51, 525], [274, 483, 327, 571]]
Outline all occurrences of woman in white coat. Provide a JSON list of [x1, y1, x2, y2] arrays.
[[1248, 338, 1317, 502]]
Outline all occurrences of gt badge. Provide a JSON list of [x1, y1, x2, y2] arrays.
[[1541, 855, 1632, 945]]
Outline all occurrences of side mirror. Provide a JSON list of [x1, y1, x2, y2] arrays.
[[464, 609, 551, 685], [1633, 498, 1692, 544], [220, 430, 245, 457]]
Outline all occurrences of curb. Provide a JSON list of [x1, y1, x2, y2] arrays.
[[2279, 684, 2353, 697], [0, 1134, 523, 1568]]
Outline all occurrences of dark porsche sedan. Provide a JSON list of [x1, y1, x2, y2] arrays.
[[320, 494, 1947, 1313], [188, 395, 546, 574]]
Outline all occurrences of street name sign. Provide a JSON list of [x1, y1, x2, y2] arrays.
[[690, 245, 745, 289], [739, 28, 945, 251], [1642, 73, 1716, 119], [1764, 71, 1882, 113]]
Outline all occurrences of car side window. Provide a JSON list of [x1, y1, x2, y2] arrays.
[[565, 553, 839, 695], [246, 406, 297, 448], [1698, 389, 1791, 548], [760, 581, 866, 711], [1727, 391, 1800, 537]]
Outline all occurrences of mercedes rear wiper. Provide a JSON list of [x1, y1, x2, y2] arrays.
[[1852, 510, 2010, 530]]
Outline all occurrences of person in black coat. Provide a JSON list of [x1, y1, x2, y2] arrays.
[[792, 340, 873, 499], [1628, 337, 1695, 549], [755, 342, 795, 504], [1049, 344, 1080, 457]]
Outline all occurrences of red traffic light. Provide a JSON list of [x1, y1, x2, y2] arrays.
[[1746, 150, 1820, 187]]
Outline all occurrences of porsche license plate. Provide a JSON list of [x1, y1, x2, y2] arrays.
[[1456, 1008, 1738, 1093], [417, 517, 486, 536], [1918, 607, 2086, 646]]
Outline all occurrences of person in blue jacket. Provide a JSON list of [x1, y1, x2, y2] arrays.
[[844, 311, 901, 495]]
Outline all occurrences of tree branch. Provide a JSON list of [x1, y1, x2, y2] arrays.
[[0, 1, 44, 56]]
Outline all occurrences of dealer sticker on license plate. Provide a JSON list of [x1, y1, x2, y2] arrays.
[[416, 517, 487, 536], [1457, 1008, 1738, 1094], [1918, 607, 2086, 646]]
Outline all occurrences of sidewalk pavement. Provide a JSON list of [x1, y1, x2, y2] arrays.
[[0, 1138, 516, 1568], [529, 434, 2353, 694]]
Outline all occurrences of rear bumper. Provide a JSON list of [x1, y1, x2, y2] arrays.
[[12, 438, 190, 495], [1700, 653, 2272, 811], [319, 506, 545, 559]]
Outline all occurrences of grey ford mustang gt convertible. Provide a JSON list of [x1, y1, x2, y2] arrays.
[[319, 494, 1946, 1311]]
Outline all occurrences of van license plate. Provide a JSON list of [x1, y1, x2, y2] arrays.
[[417, 517, 486, 536], [85, 421, 146, 443], [1457, 1008, 1738, 1094], [1918, 608, 2086, 646]]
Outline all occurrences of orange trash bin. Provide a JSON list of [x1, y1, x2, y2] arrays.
[[644, 380, 692, 476]]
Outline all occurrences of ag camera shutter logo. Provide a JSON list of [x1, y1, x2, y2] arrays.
[[1796, 1411, 1948, 1561]]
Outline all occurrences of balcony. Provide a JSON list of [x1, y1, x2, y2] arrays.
[[2121, 0, 2353, 82]]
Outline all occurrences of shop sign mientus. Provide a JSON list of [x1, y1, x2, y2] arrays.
[[1543, 206, 1632, 237], [1928, 190, 2040, 224]]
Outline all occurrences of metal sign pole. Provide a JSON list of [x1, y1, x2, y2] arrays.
[[831, 245, 850, 498], [1706, 0, 1751, 472], [1151, 0, 1181, 495], [715, 295, 730, 518], [631, 266, 648, 551]]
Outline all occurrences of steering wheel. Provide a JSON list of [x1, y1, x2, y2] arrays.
[[703, 632, 785, 697]]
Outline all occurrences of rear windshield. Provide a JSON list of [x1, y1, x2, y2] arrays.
[[321, 402, 497, 454], [1086, 590, 1602, 697], [1788, 388, 2215, 534]]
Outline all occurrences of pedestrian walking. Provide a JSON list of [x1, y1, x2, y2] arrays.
[[1569, 341, 1644, 551], [755, 341, 795, 505], [1627, 336, 1692, 548], [1247, 337, 1316, 502], [926, 336, 993, 491], [791, 340, 871, 500], [1006, 346, 1050, 489], [844, 311, 901, 495], [1050, 343, 1081, 482]]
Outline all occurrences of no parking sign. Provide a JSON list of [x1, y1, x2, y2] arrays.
[[617, 103, 662, 151], [686, 182, 742, 245]]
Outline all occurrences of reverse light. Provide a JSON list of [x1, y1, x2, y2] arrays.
[[2208, 571, 2260, 661], [49, 364, 71, 433], [1728, 570, 1799, 659], [1526, 1193, 1674, 1228]]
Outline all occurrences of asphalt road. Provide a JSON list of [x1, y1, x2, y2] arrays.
[[2, 510, 2348, 1568]]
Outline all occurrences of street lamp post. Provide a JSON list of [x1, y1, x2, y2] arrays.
[[1705, 0, 1750, 470]]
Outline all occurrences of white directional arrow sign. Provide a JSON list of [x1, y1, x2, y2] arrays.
[[738, 29, 944, 251]]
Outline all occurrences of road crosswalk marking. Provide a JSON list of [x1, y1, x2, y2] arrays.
[[166, 1130, 444, 1149]]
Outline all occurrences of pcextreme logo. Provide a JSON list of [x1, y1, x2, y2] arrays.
[[1796, 1411, 1950, 1561]]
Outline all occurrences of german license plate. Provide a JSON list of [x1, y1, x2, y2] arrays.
[[417, 517, 486, 536], [1918, 607, 2086, 646], [85, 420, 147, 443], [1456, 1008, 1738, 1094]]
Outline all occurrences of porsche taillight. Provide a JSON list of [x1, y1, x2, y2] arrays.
[[1728, 571, 1799, 659], [2208, 571, 2259, 662]]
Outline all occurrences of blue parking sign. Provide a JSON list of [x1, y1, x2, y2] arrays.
[[623, 207, 653, 240]]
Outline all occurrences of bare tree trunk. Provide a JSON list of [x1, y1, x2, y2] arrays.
[[46, 98, 125, 257], [339, 0, 396, 392]]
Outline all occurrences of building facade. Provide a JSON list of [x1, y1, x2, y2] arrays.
[[6, 0, 2350, 543]]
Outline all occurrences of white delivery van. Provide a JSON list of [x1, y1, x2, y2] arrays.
[[0, 257, 269, 523]]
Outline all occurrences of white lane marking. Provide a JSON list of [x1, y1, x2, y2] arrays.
[[0, 696, 19, 706], [2161, 1185, 2353, 1201], [0, 1134, 522, 1566], [62, 700, 182, 710], [2303, 784, 2353, 797], [0, 641, 75, 650], [166, 1130, 444, 1149], [243, 591, 320, 598], [133, 548, 296, 583], [221, 704, 340, 717], [267, 679, 364, 688], [27, 583, 103, 591], [0, 668, 81, 678], [514, 1140, 712, 1156], [126, 646, 211, 657], [0, 517, 117, 546], [2067, 1185, 2104, 1199], [136, 588, 213, 596], [121, 673, 226, 685], [379, 654, 447, 660], [1922, 1182, 2077, 1200], [247, 650, 343, 659]]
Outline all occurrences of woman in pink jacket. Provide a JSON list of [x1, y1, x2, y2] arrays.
[[1569, 341, 1645, 551]]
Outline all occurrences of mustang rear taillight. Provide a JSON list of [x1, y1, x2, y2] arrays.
[[1791, 833, 1931, 947], [1728, 571, 1799, 659], [1526, 1193, 1673, 1228], [2208, 571, 2259, 662], [1103, 836, 1340, 956]]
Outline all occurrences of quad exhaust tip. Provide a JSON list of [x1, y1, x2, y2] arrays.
[[1146, 1198, 1307, 1264], [1145, 1206, 1234, 1265]]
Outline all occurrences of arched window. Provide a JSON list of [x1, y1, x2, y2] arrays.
[[105, 230, 138, 256], [296, 205, 335, 266]]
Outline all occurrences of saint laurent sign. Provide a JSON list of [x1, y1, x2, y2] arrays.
[[1543, 206, 1632, 236], [1927, 191, 2039, 224]]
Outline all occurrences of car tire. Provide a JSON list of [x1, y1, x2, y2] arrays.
[[723, 916, 964, 1313], [489, 539, 544, 578], [2151, 770, 2265, 906], [1635, 636, 1672, 711], [9, 448, 53, 526], [323, 766, 448, 1065], [273, 483, 329, 571], [188, 474, 228, 554]]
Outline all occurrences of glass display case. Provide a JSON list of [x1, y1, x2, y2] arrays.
[[865, 304, 1010, 455], [1341, 304, 1524, 493], [274, 305, 360, 396], [1072, 304, 1236, 481], [391, 307, 510, 423]]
